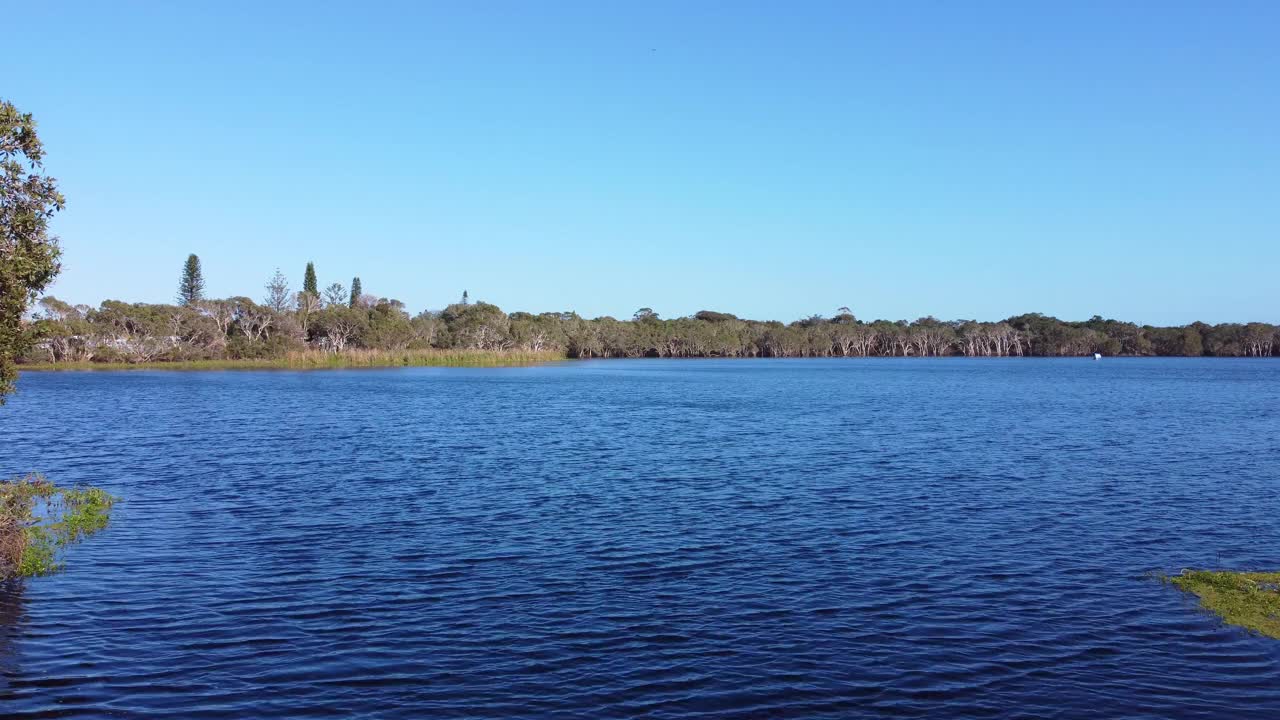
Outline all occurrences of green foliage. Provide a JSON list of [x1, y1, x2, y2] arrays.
[[17, 526, 56, 576], [364, 300, 415, 349], [56, 486, 116, 543], [226, 331, 304, 360], [177, 253, 205, 306], [1166, 570, 1280, 639], [264, 269, 291, 312], [695, 310, 739, 323], [32, 297, 94, 362], [303, 262, 318, 296], [310, 305, 368, 351], [440, 301, 510, 350], [1180, 327, 1205, 356], [1148, 325, 1204, 356], [1, 99, 65, 402], [0, 474, 117, 579], [19, 290, 1280, 364], [322, 282, 347, 307], [349, 277, 362, 307]]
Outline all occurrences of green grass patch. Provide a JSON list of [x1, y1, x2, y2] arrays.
[[1, 474, 117, 578], [1166, 570, 1280, 639], [20, 348, 567, 371]]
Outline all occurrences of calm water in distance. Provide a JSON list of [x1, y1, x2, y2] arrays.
[[1, 358, 1279, 718]]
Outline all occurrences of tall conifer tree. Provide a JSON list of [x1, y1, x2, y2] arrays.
[[177, 254, 205, 306], [303, 262, 318, 297], [349, 277, 362, 307]]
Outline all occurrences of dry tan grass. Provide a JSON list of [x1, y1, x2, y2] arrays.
[[0, 514, 26, 577], [20, 348, 565, 371]]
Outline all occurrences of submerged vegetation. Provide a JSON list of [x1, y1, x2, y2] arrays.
[[0, 474, 116, 578], [1167, 570, 1280, 640]]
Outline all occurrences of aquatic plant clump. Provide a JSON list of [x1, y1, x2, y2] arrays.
[[1168, 570, 1280, 639], [0, 474, 117, 578]]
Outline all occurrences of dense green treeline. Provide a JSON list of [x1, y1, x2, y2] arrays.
[[18, 258, 1279, 363]]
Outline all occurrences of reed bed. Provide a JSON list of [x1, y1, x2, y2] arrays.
[[20, 349, 567, 371]]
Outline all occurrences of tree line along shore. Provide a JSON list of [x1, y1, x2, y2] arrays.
[[15, 255, 1279, 368]]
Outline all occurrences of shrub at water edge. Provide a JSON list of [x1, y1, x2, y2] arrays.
[[0, 474, 116, 578]]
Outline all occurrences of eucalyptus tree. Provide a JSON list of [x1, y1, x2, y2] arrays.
[[441, 301, 510, 350], [1149, 325, 1203, 356], [1179, 325, 1205, 356], [312, 306, 367, 352], [200, 298, 237, 338], [830, 321, 861, 357], [911, 317, 955, 357], [296, 290, 322, 334], [33, 297, 92, 362], [364, 299, 415, 350], [0, 100, 65, 400], [565, 316, 603, 358], [88, 301, 179, 362], [409, 310, 442, 347], [230, 296, 274, 341], [509, 312, 559, 352], [1244, 323, 1277, 357]]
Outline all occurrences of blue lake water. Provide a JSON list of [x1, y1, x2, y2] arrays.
[[1, 358, 1279, 718]]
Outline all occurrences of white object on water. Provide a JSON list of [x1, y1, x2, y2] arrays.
[[1094, 353, 1102, 360]]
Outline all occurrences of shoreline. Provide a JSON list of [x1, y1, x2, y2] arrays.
[[18, 349, 567, 371], [18, 354, 1274, 373]]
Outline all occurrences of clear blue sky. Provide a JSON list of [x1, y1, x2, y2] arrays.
[[6, 1, 1278, 324]]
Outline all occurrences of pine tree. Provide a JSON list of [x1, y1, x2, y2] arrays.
[[349, 276, 362, 307], [264, 269, 291, 312], [461, 290, 469, 306], [177, 254, 205, 306], [303, 262, 318, 297]]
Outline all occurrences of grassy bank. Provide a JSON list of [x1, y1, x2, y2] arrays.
[[1166, 570, 1280, 639], [20, 348, 567, 371], [1, 474, 117, 578]]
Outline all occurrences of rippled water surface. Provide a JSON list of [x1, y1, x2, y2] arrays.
[[2, 358, 1279, 718]]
